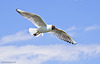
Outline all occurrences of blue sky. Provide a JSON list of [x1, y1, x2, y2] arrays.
[[0, 0, 100, 64]]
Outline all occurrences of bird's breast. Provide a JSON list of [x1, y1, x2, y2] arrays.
[[38, 26, 52, 33]]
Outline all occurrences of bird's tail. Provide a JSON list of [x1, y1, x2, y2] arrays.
[[29, 28, 40, 37], [29, 28, 43, 37]]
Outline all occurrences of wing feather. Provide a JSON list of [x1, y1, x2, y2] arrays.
[[49, 28, 76, 44], [16, 9, 47, 28]]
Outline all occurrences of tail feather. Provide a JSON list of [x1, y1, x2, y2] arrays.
[[29, 28, 37, 35], [29, 28, 43, 37]]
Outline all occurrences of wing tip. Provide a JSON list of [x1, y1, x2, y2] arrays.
[[16, 9, 20, 13], [16, 9, 23, 14], [72, 42, 77, 45], [68, 41, 77, 45], [16, 9, 19, 12], [72, 41, 77, 45]]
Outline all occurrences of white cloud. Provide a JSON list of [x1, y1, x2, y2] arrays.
[[84, 25, 100, 31], [68, 32, 75, 37], [66, 26, 76, 32], [0, 44, 100, 64], [0, 30, 33, 45], [66, 26, 77, 37]]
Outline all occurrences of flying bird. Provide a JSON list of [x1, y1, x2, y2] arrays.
[[16, 9, 76, 44]]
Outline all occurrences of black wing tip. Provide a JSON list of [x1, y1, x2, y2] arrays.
[[68, 41, 77, 45], [72, 43, 77, 45], [16, 9, 21, 14], [16, 9, 18, 12]]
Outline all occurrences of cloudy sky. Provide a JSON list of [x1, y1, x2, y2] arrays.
[[0, 0, 100, 64]]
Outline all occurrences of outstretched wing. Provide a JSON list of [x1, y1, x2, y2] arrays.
[[49, 28, 76, 44], [16, 9, 47, 28]]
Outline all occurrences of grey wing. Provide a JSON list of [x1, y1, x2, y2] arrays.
[[49, 28, 76, 44], [16, 9, 47, 28]]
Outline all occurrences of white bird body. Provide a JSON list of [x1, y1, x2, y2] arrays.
[[37, 25, 52, 33], [16, 9, 77, 44]]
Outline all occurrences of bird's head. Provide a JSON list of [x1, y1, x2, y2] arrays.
[[47, 25, 56, 30], [52, 25, 56, 30]]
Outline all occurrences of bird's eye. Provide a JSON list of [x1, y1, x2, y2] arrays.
[[52, 25, 55, 30]]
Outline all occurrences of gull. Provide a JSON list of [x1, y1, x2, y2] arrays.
[[16, 9, 76, 44]]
